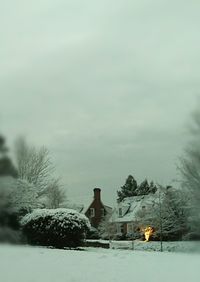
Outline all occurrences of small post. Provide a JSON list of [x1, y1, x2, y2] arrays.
[[159, 189, 163, 252], [132, 239, 134, 250]]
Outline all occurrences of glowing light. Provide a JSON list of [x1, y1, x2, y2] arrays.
[[144, 226, 154, 242]]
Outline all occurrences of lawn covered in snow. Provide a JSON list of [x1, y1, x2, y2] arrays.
[[0, 244, 199, 282], [109, 240, 200, 252]]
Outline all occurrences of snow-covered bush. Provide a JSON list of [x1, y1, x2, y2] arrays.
[[21, 208, 91, 248]]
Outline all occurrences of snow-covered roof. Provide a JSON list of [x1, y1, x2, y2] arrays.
[[111, 192, 160, 223], [104, 205, 113, 214]]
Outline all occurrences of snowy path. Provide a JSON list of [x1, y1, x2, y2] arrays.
[[0, 244, 199, 282]]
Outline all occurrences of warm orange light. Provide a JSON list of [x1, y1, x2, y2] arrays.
[[144, 226, 154, 242]]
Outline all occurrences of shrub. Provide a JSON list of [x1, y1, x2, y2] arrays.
[[0, 227, 24, 244], [21, 208, 90, 248], [0, 209, 20, 230], [182, 232, 200, 241], [86, 227, 100, 239]]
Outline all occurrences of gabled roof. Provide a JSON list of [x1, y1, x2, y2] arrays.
[[78, 195, 95, 214], [83, 199, 112, 215], [66, 194, 112, 215], [111, 192, 160, 223], [104, 205, 113, 214]]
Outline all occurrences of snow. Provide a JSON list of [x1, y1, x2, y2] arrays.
[[0, 244, 199, 282], [109, 240, 200, 252], [21, 208, 91, 229], [112, 193, 160, 223], [0, 176, 39, 211], [87, 239, 200, 252]]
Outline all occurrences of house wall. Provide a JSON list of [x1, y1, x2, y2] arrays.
[[116, 223, 128, 235], [85, 188, 106, 228], [115, 222, 143, 237]]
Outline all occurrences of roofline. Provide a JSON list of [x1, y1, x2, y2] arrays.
[[84, 200, 112, 214]]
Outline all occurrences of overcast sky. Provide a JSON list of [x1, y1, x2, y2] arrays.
[[0, 1, 199, 205]]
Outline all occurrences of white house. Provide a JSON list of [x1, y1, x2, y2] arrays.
[[110, 191, 161, 238]]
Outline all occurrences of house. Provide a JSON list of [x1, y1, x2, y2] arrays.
[[83, 188, 112, 228], [62, 188, 112, 229], [110, 191, 160, 238]]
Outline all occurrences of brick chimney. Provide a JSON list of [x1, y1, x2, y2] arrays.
[[93, 188, 101, 201]]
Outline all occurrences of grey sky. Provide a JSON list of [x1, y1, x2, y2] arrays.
[[0, 1, 199, 205]]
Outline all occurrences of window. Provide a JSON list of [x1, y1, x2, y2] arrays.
[[117, 223, 124, 234], [127, 223, 133, 233], [101, 208, 105, 217], [90, 208, 95, 217], [119, 208, 122, 217]]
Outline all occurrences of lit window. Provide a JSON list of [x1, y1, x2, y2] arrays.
[[90, 208, 95, 217]]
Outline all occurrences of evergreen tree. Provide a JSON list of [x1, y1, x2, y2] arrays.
[[137, 179, 150, 195], [149, 181, 157, 194], [0, 135, 17, 231], [0, 135, 17, 178], [117, 175, 138, 202]]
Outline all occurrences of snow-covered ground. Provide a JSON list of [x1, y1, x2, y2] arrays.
[[110, 240, 200, 252], [87, 239, 200, 252], [0, 244, 199, 282]]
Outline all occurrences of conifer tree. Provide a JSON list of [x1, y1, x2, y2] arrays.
[[0, 135, 17, 178], [137, 179, 150, 195], [117, 175, 138, 202]]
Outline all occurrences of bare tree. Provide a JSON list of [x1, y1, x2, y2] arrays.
[[15, 136, 53, 194], [135, 186, 187, 245], [45, 178, 66, 209], [178, 108, 200, 237], [179, 109, 200, 198]]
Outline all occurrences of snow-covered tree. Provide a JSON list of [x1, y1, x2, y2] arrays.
[[98, 213, 116, 240], [149, 181, 157, 194], [14, 137, 67, 210], [117, 175, 138, 202], [178, 108, 200, 238], [15, 136, 53, 194], [155, 186, 188, 240], [9, 179, 39, 213], [0, 177, 39, 223], [137, 179, 150, 195], [44, 178, 66, 209], [117, 176, 158, 202], [135, 186, 187, 241]]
